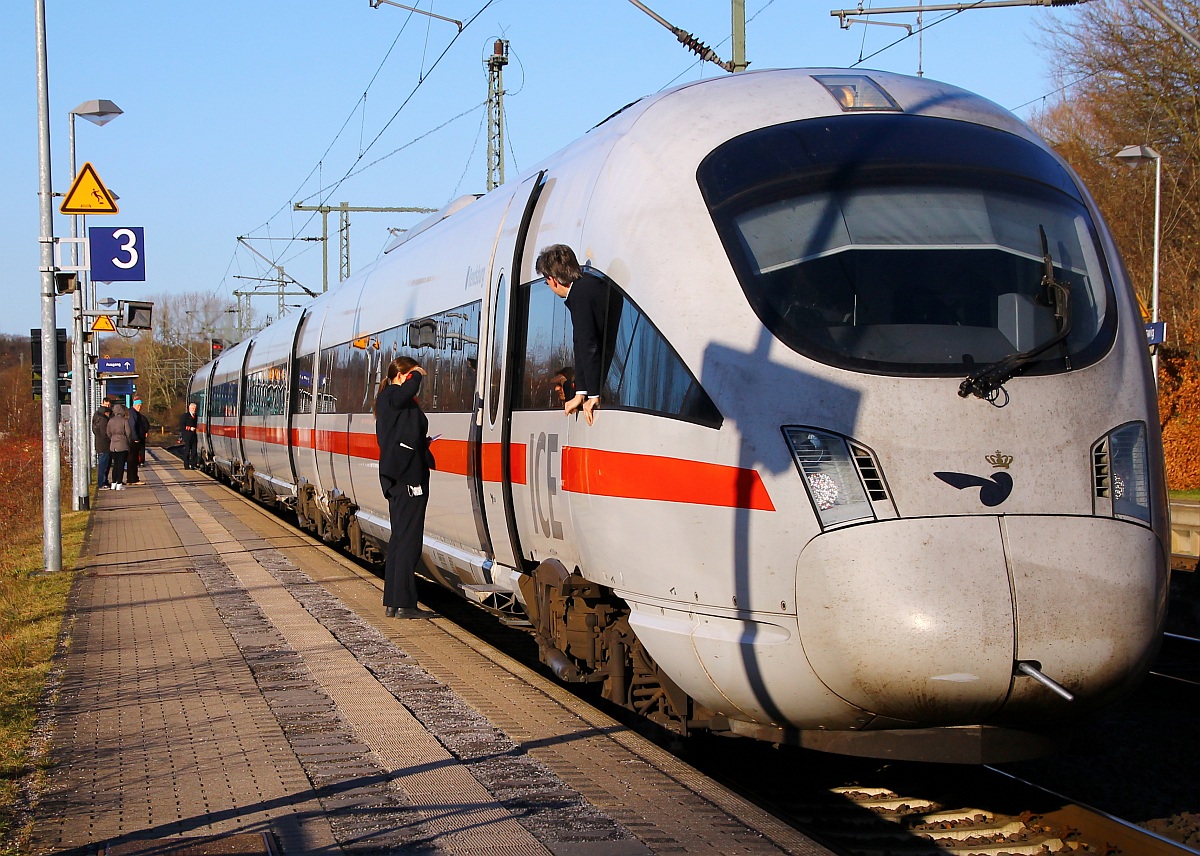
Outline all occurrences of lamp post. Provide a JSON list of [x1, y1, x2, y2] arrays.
[[1116, 144, 1162, 385], [35, 0, 61, 573], [68, 99, 122, 510]]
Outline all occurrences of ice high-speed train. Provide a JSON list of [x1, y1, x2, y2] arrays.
[[189, 68, 1168, 763]]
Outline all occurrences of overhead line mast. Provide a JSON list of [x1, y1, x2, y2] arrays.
[[292, 203, 436, 291], [486, 39, 509, 191]]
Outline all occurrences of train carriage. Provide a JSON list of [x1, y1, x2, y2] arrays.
[[188, 68, 1168, 763]]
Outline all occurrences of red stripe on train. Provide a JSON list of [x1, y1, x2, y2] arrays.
[[241, 425, 288, 444], [560, 447, 775, 511], [282, 430, 526, 484], [206, 428, 763, 509]]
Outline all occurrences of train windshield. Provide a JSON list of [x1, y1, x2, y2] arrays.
[[698, 115, 1116, 376]]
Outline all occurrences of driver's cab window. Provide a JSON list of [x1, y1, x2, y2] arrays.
[[513, 268, 721, 428]]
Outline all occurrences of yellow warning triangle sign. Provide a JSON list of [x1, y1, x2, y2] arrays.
[[1136, 291, 1152, 323], [60, 162, 118, 215], [92, 314, 117, 333]]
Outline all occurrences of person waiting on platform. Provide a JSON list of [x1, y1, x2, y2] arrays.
[[374, 356, 436, 619], [92, 397, 113, 490], [127, 399, 150, 485], [179, 402, 199, 469], [107, 401, 133, 489], [536, 244, 606, 425]]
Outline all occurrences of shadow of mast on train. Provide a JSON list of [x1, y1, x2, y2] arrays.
[[701, 331, 861, 726]]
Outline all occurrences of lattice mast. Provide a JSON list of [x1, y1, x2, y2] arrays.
[[486, 39, 509, 191]]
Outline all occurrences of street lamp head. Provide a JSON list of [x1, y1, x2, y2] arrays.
[[1116, 144, 1161, 164], [71, 99, 123, 127]]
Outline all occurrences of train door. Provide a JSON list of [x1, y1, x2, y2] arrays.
[[313, 345, 340, 497], [237, 341, 255, 470], [478, 171, 544, 571], [284, 309, 308, 487], [241, 340, 265, 473], [291, 311, 323, 493], [506, 273, 582, 574], [197, 362, 217, 462]]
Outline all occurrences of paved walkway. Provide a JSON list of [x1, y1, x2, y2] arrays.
[[31, 457, 336, 855], [27, 450, 830, 856]]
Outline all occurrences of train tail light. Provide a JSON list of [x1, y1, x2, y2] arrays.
[[1092, 422, 1151, 524], [783, 427, 881, 528]]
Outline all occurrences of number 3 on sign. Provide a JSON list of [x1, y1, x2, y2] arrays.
[[88, 226, 146, 282], [111, 228, 139, 269]]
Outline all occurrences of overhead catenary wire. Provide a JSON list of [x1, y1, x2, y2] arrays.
[[229, 0, 498, 306], [297, 100, 488, 204], [247, 13, 418, 238], [226, 8, 421, 298], [850, 0, 987, 68]]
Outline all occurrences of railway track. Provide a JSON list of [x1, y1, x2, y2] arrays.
[[1151, 632, 1200, 688], [417, 569, 1200, 855], [671, 729, 1198, 855]]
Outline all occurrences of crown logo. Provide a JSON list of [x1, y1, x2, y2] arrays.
[[986, 450, 1013, 469]]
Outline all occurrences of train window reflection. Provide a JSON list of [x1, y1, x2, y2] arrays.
[[294, 353, 317, 415], [699, 115, 1117, 377], [244, 361, 288, 417], [210, 378, 239, 418], [319, 301, 480, 414], [514, 272, 721, 428]]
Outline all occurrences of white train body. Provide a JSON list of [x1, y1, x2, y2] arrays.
[[191, 69, 1168, 762]]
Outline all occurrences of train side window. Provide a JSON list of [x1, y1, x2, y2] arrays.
[[513, 271, 722, 428], [321, 342, 364, 414], [211, 378, 238, 418], [293, 353, 315, 415], [347, 300, 481, 414], [513, 276, 573, 410], [245, 370, 262, 417], [189, 388, 206, 418], [602, 281, 722, 427]]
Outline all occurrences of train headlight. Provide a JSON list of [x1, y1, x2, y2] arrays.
[[1092, 422, 1151, 524], [783, 427, 881, 528]]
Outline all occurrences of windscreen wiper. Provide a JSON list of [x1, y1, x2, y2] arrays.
[[959, 225, 1073, 401]]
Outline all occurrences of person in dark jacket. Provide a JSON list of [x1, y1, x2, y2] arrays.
[[126, 399, 150, 484], [179, 402, 199, 469], [535, 243, 613, 425], [374, 356, 435, 619], [107, 401, 133, 488], [91, 399, 113, 490]]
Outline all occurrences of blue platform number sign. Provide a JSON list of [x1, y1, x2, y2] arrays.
[[89, 227, 145, 282], [1145, 321, 1166, 347]]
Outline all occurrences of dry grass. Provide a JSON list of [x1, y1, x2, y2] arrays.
[[0, 437, 84, 850]]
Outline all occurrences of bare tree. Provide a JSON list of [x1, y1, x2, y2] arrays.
[[94, 291, 251, 427]]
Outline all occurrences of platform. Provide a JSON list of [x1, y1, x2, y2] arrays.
[[27, 450, 831, 856]]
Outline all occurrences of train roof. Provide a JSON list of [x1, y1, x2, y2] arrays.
[[538, 66, 1039, 172]]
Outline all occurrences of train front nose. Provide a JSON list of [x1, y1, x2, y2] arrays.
[[794, 516, 1165, 725]]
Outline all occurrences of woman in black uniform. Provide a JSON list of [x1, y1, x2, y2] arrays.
[[374, 356, 435, 618]]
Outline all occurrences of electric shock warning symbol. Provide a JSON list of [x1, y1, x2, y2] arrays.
[[60, 162, 118, 215]]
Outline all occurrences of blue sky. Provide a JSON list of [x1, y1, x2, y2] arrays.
[[1, 1, 1075, 338]]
